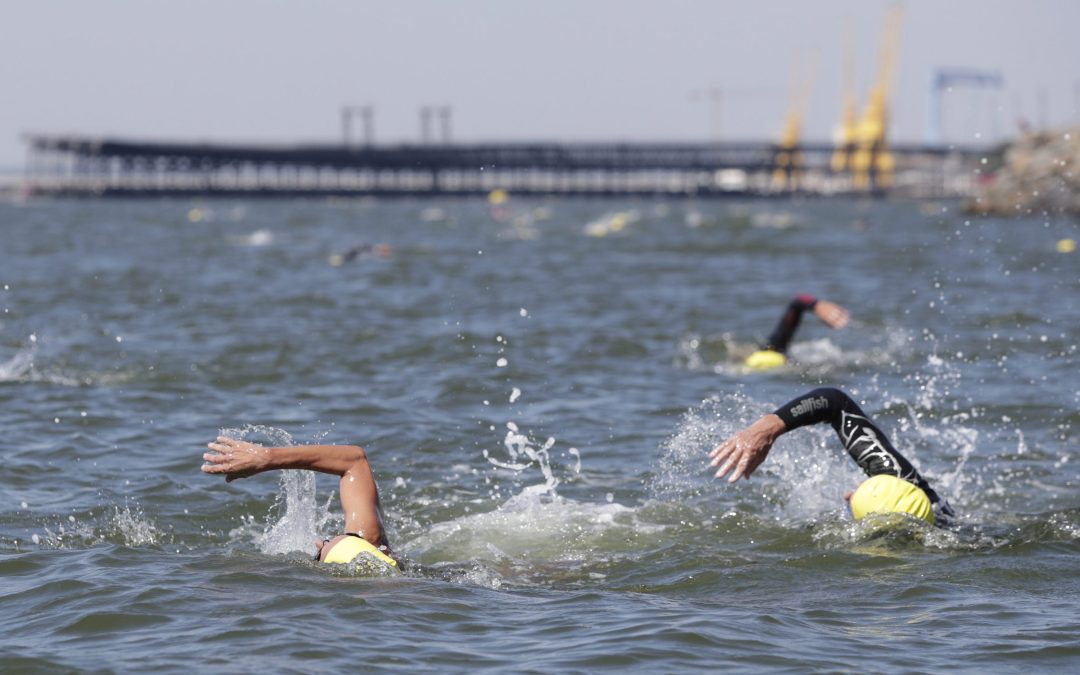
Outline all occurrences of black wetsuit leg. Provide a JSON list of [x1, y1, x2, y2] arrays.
[[773, 387, 955, 521], [764, 294, 818, 353]]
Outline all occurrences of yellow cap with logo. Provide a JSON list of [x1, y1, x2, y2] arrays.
[[323, 535, 399, 568], [850, 474, 934, 524]]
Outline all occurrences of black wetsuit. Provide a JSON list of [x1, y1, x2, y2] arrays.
[[773, 387, 955, 524], [764, 293, 818, 354]]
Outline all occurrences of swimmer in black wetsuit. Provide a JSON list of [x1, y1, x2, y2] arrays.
[[744, 294, 849, 370], [709, 387, 955, 525]]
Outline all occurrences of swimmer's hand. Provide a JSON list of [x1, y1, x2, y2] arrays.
[[202, 436, 271, 482], [814, 300, 849, 329], [709, 414, 786, 482]]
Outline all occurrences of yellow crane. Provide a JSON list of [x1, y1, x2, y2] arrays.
[[772, 52, 816, 191], [830, 18, 857, 174], [851, 5, 904, 190]]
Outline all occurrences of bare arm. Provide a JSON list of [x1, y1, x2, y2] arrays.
[[202, 437, 385, 545], [708, 413, 787, 482], [813, 299, 849, 329]]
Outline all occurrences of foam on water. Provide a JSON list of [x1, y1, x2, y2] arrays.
[[399, 417, 668, 586]]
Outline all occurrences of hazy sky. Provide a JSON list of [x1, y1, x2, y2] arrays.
[[2, 0, 1077, 168]]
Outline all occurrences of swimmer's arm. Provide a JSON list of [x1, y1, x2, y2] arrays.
[[772, 387, 845, 430], [710, 386, 846, 482], [709, 413, 787, 482], [203, 438, 384, 544], [203, 438, 370, 479], [813, 299, 849, 329]]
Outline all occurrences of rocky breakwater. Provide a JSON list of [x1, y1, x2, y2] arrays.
[[968, 129, 1080, 215]]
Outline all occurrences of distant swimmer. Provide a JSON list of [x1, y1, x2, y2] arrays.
[[744, 294, 849, 370], [202, 437, 400, 570], [328, 243, 392, 266], [710, 387, 955, 526]]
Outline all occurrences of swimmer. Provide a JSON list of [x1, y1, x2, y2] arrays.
[[744, 294, 849, 370], [328, 243, 392, 266], [709, 387, 954, 525], [201, 438, 399, 569]]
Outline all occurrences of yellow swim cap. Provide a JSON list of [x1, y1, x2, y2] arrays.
[[745, 350, 787, 370], [849, 474, 934, 524], [322, 535, 398, 568]]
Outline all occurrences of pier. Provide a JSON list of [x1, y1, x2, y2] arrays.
[[21, 133, 992, 199]]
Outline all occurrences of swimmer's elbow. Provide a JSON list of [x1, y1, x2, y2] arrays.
[[343, 445, 369, 465]]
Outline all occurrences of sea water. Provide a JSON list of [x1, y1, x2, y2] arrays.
[[0, 197, 1077, 671]]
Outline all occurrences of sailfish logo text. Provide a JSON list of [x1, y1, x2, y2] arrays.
[[789, 396, 828, 418]]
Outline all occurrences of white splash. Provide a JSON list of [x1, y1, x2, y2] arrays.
[[0, 346, 34, 382], [403, 485, 646, 574], [108, 503, 161, 546], [219, 425, 337, 556], [232, 229, 274, 246]]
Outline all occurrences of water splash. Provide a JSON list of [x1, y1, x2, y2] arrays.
[[230, 228, 274, 246], [31, 500, 161, 549], [106, 502, 162, 546], [482, 422, 564, 495], [219, 424, 336, 556], [652, 389, 763, 502], [0, 344, 35, 382], [403, 485, 648, 587], [675, 325, 912, 376]]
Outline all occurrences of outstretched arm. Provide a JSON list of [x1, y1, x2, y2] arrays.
[[763, 295, 848, 353], [711, 388, 952, 518], [202, 438, 387, 546]]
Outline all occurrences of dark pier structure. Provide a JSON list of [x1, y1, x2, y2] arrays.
[[22, 133, 989, 198]]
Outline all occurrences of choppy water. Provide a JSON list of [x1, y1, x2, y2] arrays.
[[1, 197, 1077, 671]]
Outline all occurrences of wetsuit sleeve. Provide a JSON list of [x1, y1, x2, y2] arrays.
[[773, 387, 955, 521], [764, 294, 817, 354]]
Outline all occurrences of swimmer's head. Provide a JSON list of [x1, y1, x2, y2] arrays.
[[848, 474, 934, 524], [314, 534, 398, 568], [745, 349, 787, 371]]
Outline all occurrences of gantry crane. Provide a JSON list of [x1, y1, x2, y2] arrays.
[[772, 52, 816, 190], [830, 19, 857, 173], [926, 68, 1004, 144], [849, 5, 904, 191]]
